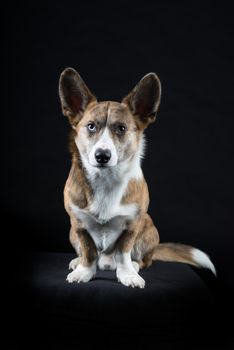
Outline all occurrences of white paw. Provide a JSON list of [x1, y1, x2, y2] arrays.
[[66, 263, 96, 283], [69, 257, 81, 270], [117, 269, 145, 288], [132, 261, 140, 273], [98, 254, 116, 271]]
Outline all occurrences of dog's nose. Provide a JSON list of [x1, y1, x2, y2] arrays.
[[95, 148, 111, 164]]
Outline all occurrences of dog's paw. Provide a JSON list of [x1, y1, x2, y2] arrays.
[[117, 269, 145, 288], [69, 257, 81, 270], [66, 263, 96, 283], [98, 254, 116, 271]]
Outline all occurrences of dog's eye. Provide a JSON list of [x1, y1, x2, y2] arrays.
[[116, 124, 126, 135], [87, 122, 96, 133]]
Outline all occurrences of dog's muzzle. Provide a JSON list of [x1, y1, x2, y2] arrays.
[[95, 148, 111, 165]]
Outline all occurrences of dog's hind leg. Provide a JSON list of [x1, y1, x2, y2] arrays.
[[98, 253, 117, 271], [69, 257, 81, 270], [98, 253, 139, 272], [68, 227, 81, 270], [131, 213, 159, 269]]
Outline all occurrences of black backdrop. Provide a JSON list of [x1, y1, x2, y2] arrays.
[[3, 0, 234, 341]]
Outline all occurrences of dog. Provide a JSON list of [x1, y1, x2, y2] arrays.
[[59, 68, 216, 288]]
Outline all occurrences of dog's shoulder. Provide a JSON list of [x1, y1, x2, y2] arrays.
[[121, 177, 149, 212], [64, 159, 92, 214]]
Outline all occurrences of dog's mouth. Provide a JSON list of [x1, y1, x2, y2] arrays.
[[96, 163, 108, 168], [89, 160, 118, 169], [95, 162, 116, 168]]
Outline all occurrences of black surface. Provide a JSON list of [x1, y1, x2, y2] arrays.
[[2, 1, 234, 349], [27, 252, 220, 349]]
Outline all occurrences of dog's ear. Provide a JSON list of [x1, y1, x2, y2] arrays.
[[59, 68, 96, 127], [122, 73, 161, 128]]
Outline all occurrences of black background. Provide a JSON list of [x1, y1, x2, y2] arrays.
[[3, 0, 234, 346]]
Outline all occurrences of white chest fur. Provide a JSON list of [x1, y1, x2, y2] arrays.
[[70, 166, 141, 252], [88, 167, 139, 223], [70, 164, 139, 252], [70, 205, 134, 252]]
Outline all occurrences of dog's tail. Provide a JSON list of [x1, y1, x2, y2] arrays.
[[153, 243, 216, 276]]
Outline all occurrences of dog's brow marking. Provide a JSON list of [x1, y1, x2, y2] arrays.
[[90, 103, 109, 126], [107, 102, 111, 122]]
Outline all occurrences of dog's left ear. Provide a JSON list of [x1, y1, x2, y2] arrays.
[[122, 73, 161, 127]]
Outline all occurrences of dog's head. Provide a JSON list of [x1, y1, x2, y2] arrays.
[[59, 68, 161, 168]]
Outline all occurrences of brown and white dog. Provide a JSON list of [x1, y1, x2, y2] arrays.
[[59, 68, 216, 288]]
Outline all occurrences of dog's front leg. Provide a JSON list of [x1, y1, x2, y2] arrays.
[[116, 228, 145, 288], [66, 227, 97, 283]]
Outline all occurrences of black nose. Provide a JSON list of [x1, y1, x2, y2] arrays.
[[95, 148, 111, 164]]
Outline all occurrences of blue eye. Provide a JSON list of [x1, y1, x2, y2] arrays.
[[87, 122, 96, 132]]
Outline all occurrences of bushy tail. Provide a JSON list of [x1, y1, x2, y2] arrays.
[[153, 243, 216, 276]]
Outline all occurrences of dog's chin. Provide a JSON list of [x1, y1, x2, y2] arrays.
[[95, 163, 116, 168], [89, 161, 117, 169]]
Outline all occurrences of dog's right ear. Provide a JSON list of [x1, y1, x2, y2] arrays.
[[59, 68, 96, 127]]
